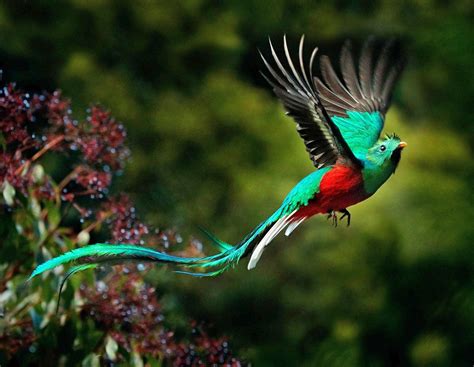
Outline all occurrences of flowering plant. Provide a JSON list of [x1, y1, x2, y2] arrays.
[[0, 82, 244, 366]]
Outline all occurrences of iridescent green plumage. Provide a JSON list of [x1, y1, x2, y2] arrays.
[[332, 111, 384, 157], [30, 36, 406, 291], [29, 168, 331, 280]]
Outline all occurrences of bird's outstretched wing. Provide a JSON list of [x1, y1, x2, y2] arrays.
[[316, 37, 405, 153], [260, 36, 362, 169]]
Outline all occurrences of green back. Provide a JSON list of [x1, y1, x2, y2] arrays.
[[331, 111, 384, 158], [280, 167, 332, 214]]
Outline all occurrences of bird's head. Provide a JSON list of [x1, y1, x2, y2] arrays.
[[367, 133, 407, 171]]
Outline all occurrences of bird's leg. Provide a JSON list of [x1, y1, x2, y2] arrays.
[[326, 210, 338, 227], [339, 209, 351, 227]]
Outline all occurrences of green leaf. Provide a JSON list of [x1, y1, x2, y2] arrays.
[[131, 351, 144, 367], [105, 336, 118, 361], [31, 164, 45, 183], [35, 219, 47, 240], [2, 181, 15, 206], [77, 230, 90, 246], [81, 353, 100, 367], [45, 201, 61, 229], [29, 308, 43, 331], [30, 197, 41, 218]]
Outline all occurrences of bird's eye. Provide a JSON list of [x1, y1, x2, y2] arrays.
[[379, 145, 386, 152]]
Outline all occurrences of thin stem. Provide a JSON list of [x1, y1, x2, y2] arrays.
[[36, 202, 73, 249], [80, 211, 113, 236], [14, 135, 65, 175], [30, 135, 65, 162], [57, 166, 81, 192]]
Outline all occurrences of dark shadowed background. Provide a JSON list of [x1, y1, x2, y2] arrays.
[[1, 1, 473, 366]]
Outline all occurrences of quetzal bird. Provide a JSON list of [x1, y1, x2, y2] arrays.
[[30, 36, 406, 283]]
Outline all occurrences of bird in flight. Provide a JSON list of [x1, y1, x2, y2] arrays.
[[30, 35, 407, 283]]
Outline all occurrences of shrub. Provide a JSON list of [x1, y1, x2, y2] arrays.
[[0, 81, 244, 366]]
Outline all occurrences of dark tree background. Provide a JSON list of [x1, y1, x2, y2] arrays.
[[1, 1, 473, 366]]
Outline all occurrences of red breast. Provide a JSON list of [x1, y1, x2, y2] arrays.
[[294, 165, 369, 218]]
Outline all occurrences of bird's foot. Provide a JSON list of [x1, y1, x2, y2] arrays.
[[327, 210, 338, 227], [339, 209, 351, 227]]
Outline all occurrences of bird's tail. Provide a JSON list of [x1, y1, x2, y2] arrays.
[[29, 206, 299, 281]]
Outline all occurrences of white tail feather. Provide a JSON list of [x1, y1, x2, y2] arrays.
[[247, 210, 297, 270], [285, 217, 306, 236]]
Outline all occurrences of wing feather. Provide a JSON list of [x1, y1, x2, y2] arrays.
[[261, 36, 361, 169], [340, 40, 364, 100], [315, 36, 405, 152], [262, 36, 405, 164], [317, 36, 405, 119], [320, 55, 358, 105], [359, 37, 375, 101], [380, 62, 405, 111], [373, 40, 394, 98]]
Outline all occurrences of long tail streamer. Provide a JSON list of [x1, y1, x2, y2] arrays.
[[29, 212, 285, 282]]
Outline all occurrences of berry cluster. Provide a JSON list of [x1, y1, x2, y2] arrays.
[[0, 79, 246, 365], [0, 320, 35, 357], [0, 84, 128, 202], [81, 273, 243, 366], [101, 194, 149, 244]]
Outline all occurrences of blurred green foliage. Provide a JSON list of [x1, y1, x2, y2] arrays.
[[1, 0, 473, 366]]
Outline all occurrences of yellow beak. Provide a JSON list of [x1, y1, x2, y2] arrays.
[[398, 141, 407, 149]]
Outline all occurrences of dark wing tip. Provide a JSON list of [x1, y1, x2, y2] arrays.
[[259, 35, 361, 169]]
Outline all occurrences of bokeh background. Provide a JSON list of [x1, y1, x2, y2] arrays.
[[1, 0, 473, 365]]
